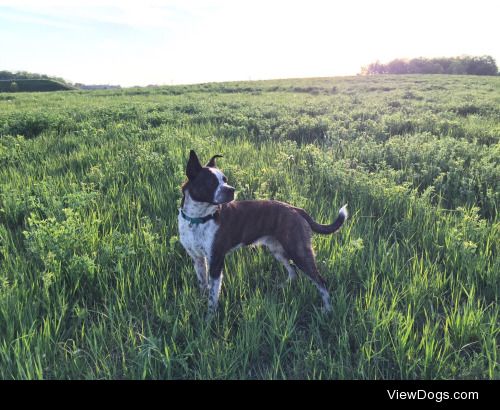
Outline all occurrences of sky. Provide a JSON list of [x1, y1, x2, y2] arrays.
[[1, 0, 499, 86]]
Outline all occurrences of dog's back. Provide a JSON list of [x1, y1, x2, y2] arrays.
[[214, 200, 346, 254]]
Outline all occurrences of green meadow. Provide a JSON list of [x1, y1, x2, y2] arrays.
[[0, 74, 498, 379]]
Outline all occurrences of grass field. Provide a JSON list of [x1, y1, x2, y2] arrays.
[[0, 75, 498, 379]]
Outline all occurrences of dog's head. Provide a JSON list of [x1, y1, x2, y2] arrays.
[[183, 150, 235, 205]]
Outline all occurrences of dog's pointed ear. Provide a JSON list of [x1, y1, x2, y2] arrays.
[[206, 154, 223, 168], [186, 150, 202, 180]]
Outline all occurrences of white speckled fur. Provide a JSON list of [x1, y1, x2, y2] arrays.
[[179, 194, 218, 254], [178, 190, 220, 291]]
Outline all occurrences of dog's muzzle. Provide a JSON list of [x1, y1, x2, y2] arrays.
[[215, 185, 235, 204]]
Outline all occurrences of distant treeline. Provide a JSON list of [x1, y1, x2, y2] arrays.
[[362, 56, 498, 76], [0, 79, 73, 92], [0, 70, 69, 85]]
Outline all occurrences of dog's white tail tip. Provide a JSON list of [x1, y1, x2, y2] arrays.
[[339, 204, 348, 219]]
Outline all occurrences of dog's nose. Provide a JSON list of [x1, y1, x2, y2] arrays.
[[227, 186, 235, 193]]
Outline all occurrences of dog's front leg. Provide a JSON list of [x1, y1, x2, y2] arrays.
[[207, 253, 225, 319], [184, 248, 209, 293], [193, 257, 208, 293]]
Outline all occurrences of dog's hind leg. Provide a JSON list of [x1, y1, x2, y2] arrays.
[[271, 251, 297, 286], [263, 237, 297, 283], [290, 246, 332, 312]]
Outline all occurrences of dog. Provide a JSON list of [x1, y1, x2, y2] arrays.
[[178, 150, 348, 317]]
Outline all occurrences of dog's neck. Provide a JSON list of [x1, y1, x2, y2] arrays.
[[182, 190, 219, 218]]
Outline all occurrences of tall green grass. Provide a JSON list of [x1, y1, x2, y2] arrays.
[[0, 75, 498, 379]]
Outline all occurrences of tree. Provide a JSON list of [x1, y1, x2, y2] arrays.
[[466, 55, 498, 75], [362, 56, 498, 76], [0, 70, 15, 80], [387, 59, 409, 74]]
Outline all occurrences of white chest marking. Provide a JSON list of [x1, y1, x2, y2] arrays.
[[179, 190, 221, 260], [178, 213, 219, 260]]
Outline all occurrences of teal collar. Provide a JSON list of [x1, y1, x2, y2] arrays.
[[180, 208, 219, 226]]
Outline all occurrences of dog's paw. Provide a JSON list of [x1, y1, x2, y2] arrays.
[[205, 310, 216, 323], [198, 280, 209, 294], [278, 278, 294, 289], [320, 304, 333, 314]]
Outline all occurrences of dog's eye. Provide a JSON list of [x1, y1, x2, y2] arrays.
[[222, 176, 227, 183]]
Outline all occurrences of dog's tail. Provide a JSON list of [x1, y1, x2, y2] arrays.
[[295, 204, 348, 235]]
